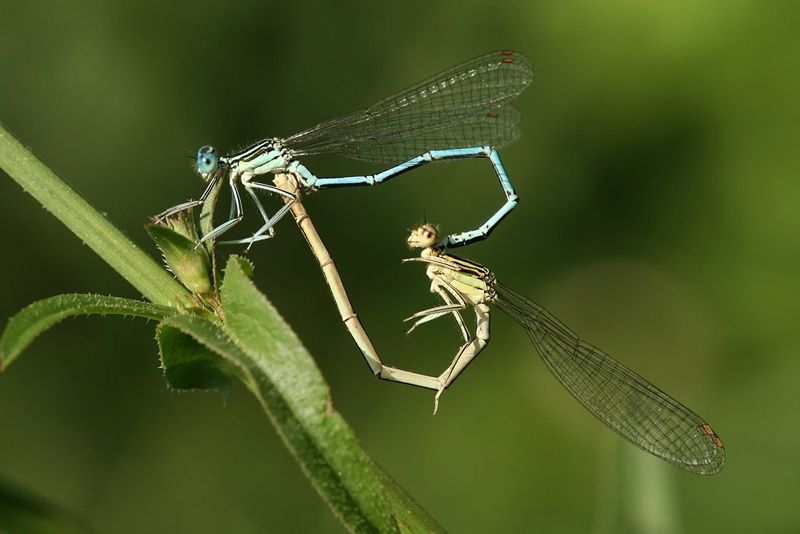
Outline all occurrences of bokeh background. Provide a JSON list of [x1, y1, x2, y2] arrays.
[[1, 1, 798, 532]]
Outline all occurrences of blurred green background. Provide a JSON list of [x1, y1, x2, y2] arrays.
[[1, 1, 798, 532]]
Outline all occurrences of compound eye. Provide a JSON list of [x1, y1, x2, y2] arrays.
[[196, 146, 218, 175], [422, 224, 438, 241]]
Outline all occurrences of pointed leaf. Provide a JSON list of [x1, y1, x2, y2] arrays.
[[146, 222, 213, 295], [0, 294, 172, 370], [157, 322, 233, 400]]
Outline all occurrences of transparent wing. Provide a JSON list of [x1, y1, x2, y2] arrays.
[[282, 50, 533, 163], [493, 282, 725, 475]]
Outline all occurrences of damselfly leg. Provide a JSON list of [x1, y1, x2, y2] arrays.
[[218, 181, 297, 248]]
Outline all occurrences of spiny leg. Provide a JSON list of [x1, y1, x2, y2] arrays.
[[154, 199, 204, 222], [217, 185, 275, 247], [438, 282, 471, 343], [403, 255, 463, 270], [246, 181, 296, 242], [405, 285, 470, 342], [404, 302, 466, 333], [246, 182, 274, 229], [403, 256, 472, 341], [153, 177, 219, 223], [219, 181, 297, 248], [197, 177, 243, 244]]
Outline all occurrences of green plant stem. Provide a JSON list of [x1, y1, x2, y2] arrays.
[[0, 122, 191, 307]]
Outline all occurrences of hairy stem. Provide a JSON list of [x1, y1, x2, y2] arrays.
[[0, 122, 191, 307]]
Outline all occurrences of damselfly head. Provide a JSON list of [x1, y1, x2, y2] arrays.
[[407, 224, 439, 249], [196, 146, 219, 180]]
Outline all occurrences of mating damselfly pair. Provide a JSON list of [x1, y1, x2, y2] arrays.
[[157, 50, 725, 474]]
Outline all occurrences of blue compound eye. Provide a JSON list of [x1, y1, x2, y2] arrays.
[[196, 146, 218, 175]]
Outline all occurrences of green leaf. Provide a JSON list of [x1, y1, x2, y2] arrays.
[[146, 222, 213, 295], [0, 294, 172, 370], [218, 256, 444, 533], [157, 322, 233, 400], [220, 256, 329, 410]]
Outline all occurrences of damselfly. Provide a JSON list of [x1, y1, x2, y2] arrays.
[[155, 50, 532, 249], [154, 51, 532, 389], [403, 224, 725, 475]]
